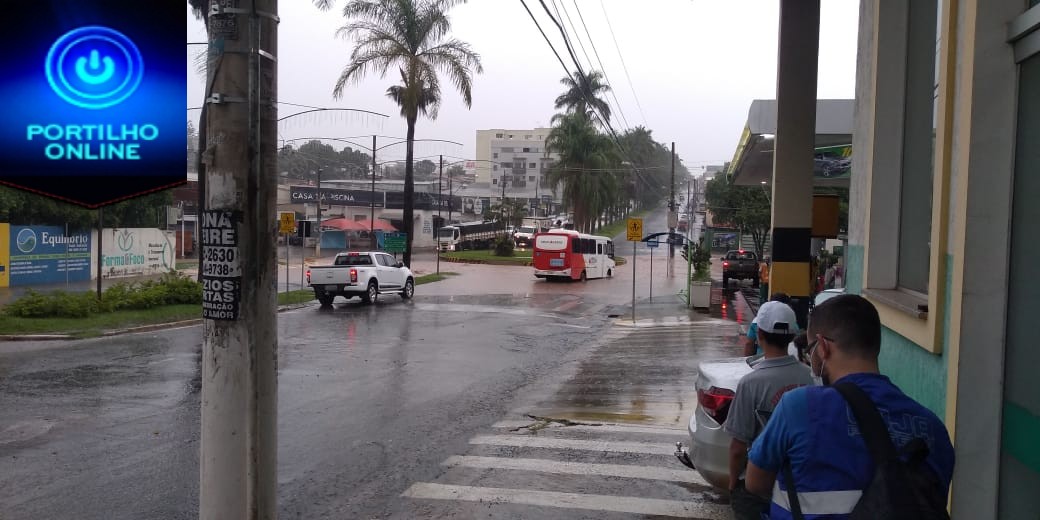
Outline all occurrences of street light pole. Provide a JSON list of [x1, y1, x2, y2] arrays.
[[371, 135, 377, 249], [669, 141, 676, 258]]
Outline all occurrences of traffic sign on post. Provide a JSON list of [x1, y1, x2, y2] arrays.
[[279, 212, 295, 234], [646, 241, 660, 248], [626, 218, 643, 241]]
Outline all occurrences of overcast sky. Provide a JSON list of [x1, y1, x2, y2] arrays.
[[185, 1, 860, 172]]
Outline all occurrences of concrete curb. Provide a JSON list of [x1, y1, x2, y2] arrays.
[[440, 256, 533, 267], [0, 302, 317, 342]]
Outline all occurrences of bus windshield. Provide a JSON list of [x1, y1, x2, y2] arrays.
[[437, 228, 456, 238]]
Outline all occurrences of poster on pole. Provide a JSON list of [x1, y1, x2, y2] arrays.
[[200, 210, 242, 321]]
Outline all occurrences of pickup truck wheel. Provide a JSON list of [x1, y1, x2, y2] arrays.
[[361, 281, 378, 304], [607, 269, 612, 278], [401, 278, 414, 299]]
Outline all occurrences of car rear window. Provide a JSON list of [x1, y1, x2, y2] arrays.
[[726, 252, 757, 260], [334, 254, 373, 266]]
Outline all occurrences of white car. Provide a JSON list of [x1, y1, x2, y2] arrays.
[[678, 346, 805, 490], [307, 251, 414, 306]]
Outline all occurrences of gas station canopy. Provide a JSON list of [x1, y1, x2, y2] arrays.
[[729, 99, 855, 188]]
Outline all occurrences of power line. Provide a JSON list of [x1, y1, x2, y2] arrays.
[[599, 0, 648, 127], [569, 0, 632, 132]]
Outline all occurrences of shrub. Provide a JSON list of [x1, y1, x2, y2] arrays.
[[493, 234, 515, 257], [3, 273, 203, 318], [4, 289, 98, 318]]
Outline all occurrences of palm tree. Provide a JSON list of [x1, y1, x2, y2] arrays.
[[545, 113, 619, 233], [331, 0, 482, 266], [553, 70, 612, 126]]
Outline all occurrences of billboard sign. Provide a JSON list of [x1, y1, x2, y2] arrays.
[[5, 225, 91, 286], [289, 186, 383, 207], [100, 228, 174, 278], [0, 1, 187, 207]]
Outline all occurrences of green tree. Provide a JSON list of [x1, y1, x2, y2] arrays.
[[329, 0, 483, 266], [545, 113, 619, 233], [704, 174, 771, 258], [554, 70, 612, 126]]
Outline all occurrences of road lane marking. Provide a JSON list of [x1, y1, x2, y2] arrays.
[[402, 483, 727, 518], [442, 455, 709, 486], [492, 420, 686, 436], [554, 323, 592, 329], [469, 435, 671, 454]]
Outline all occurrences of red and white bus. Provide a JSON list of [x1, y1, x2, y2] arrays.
[[532, 229, 616, 281]]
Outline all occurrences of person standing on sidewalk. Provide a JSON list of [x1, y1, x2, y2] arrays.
[[744, 295, 955, 519], [725, 301, 814, 520], [743, 293, 797, 357], [759, 256, 771, 304]]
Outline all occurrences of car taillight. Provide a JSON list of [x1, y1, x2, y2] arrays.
[[723, 261, 730, 268], [698, 386, 735, 423], [306, 269, 311, 283], [350, 268, 358, 283]]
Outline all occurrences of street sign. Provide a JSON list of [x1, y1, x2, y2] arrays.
[[384, 233, 407, 253], [646, 241, 660, 248], [626, 218, 643, 241], [279, 212, 295, 234]]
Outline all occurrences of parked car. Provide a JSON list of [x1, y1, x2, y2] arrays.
[[814, 287, 846, 307], [722, 250, 759, 288], [306, 251, 414, 306], [678, 344, 805, 490]]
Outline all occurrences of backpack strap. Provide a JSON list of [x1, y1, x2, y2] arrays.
[[833, 382, 898, 464], [782, 459, 805, 520]]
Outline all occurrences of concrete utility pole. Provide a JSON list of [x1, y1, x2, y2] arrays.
[[199, 1, 279, 519], [669, 142, 676, 258], [437, 155, 442, 274], [315, 167, 323, 258]]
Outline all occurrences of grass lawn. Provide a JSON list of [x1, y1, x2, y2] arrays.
[[442, 250, 533, 265], [0, 305, 202, 338], [278, 290, 315, 305], [415, 272, 458, 285]]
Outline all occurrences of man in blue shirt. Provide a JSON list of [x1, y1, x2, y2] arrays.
[[744, 294, 954, 519]]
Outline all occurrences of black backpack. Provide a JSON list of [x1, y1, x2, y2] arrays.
[[782, 382, 950, 520]]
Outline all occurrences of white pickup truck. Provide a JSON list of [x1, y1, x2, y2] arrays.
[[306, 251, 415, 306]]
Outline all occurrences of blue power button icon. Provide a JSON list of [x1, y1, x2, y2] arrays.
[[45, 26, 144, 110]]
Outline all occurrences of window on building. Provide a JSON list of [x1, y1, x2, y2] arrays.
[[495, 133, 503, 138], [508, 134, 514, 138], [896, 0, 940, 295], [501, 147, 513, 153], [525, 135, 532, 139], [493, 152, 498, 159], [493, 165, 498, 171], [537, 135, 543, 140], [529, 163, 536, 168], [529, 176, 535, 181], [492, 179, 498, 185], [523, 147, 530, 153]]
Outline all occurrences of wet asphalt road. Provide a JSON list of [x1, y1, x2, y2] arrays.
[[0, 208, 756, 520]]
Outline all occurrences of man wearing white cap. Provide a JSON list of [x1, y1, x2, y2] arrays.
[[724, 301, 814, 520]]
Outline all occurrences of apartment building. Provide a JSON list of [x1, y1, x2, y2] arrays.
[[474, 128, 557, 198]]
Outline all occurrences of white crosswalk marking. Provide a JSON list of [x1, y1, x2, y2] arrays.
[[403, 483, 729, 518], [443, 455, 709, 486]]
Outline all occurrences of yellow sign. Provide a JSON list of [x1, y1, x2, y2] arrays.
[[626, 218, 643, 241], [279, 212, 296, 235]]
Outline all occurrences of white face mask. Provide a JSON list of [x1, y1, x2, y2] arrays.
[[810, 343, 826, 386]]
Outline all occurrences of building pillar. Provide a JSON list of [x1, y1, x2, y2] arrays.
[[770, 0, 820, 327]]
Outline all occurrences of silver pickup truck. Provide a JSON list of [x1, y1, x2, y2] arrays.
[[306, 251, 414, 306]]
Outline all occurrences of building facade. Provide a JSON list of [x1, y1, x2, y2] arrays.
[[847, 1, 1040, 516], [474, 128, 557, 198]]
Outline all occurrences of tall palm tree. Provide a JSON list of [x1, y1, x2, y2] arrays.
[[554, 70, 612, 126], [331, 0, 482, 266], [545, 113, 619, 233]]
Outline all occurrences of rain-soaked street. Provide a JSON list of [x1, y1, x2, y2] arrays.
[[0, 211, 759, 519]]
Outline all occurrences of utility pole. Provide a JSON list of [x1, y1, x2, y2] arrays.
[[370, 134, 377, 249], [96, 207, 103, 299], [315, 167, 323, 258], [669, 142, 676, 258], [448, 171, 453, 225], [199, 1, 278, 519], [437, 155, 442, 274]]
